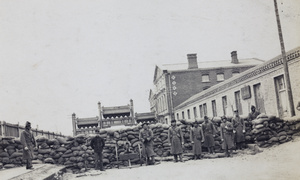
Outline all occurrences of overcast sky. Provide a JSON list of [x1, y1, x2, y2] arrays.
[[0, 0, 299, 136]]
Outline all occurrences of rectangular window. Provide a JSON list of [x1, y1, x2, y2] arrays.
[[187, 109, 191, 119], [222, 96, 227, 116], [199, 105, 203, 118], [193, 107, 197, 118], [235, 91, 243, 115], [217, 73, 225, 81], [203, 103, 207, 116], [212, 100, 217, 117], [176, 113, 179, 120], [182, 111, 185, 119], [202, 74, 210, 82]]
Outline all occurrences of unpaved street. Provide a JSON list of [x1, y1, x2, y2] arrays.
[[64, 137, 300, 180]]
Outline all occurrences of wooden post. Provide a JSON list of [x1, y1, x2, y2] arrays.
[[17, 122, 20, 137], [1, 121, 5, 137], [273, 0, 295, 116]]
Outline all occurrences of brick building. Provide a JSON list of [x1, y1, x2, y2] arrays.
[[174, 47, 300, 121], [149, 52, 264, 124]]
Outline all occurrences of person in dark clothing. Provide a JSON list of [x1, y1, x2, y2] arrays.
[[202, 116, 216, 154], [168, 119, 184, 162], [139, 122, 156, 165], [91, 129, 105, 171], [233, 110, 245, 150], [220, 116, 234, 157], [20, 121, 36, 170], [248, 105, 260, 121]]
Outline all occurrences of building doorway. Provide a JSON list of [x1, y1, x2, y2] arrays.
[[253, 83, 266, 113], [274, 75, 288, 118]]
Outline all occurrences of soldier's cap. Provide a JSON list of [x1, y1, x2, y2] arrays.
[[171, 119, 176, 123], [25, 121, 31, 126]]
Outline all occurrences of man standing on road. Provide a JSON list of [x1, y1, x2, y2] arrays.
[[139, 122, 156, 165], [220, 116, 234, 157], [233, 110, 246, 150], [202, 116, 216, 154], [190, 121, 205, 160], [20, 121, 36, 170], [168, 119, 184, 162], [248, 105, 260, 121], [91, 129, 105, 171]]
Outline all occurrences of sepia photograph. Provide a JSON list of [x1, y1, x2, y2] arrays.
[[0, 0, 300, 179]]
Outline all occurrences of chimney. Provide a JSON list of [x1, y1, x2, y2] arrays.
[[187, 53, 198, 69], [231, 51, 239, 64]]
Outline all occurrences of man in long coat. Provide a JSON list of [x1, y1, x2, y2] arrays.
[[20, 121, 36, 169], [139, 122, 156, 165], [220, 116, 234, 157], [91, 129, 105, 171], [190, 121, 204, 160], [248, 105, 260, 121], [168, 119, 184, 162], [233, 110, 245, 150], [202, 116, 216, 154]]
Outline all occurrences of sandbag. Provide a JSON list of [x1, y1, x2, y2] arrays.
[[56, 147, 67, 153], [257, 114, 268, 119], [3, 164, 15, 168], [255, 124, 265, 129], [10, 152, 23, 159], [0, 152, 9, 157], [38, 148, 51, 154], [44, 158, 55, 164], [252, 118, 269, 125]]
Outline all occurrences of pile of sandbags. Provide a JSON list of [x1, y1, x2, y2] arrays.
[[1, 116, 300, 171], [249, 114, 300, 148], [0, 136, 23, 169]]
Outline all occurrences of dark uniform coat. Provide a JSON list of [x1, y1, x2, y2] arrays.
[[20, 129, 36, 160], [220, 121, 234, 150], [139, 128, 156, 157], [233, 116, 245, 143], [168, 126, 184, 155], [202, 121, 216, 147], [190, 126, 204, 155]]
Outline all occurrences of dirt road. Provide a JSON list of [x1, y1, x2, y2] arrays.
[[64, 137, 300, 180]]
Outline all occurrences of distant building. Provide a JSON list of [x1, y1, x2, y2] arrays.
[[149, 51, 264, 124], [72, 99, 157, 136], [174, 47, 300, 120]]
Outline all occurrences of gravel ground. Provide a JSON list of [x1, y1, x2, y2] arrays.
[[63, 137, 300, 180]]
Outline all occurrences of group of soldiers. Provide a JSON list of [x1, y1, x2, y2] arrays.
[[19, 106, 260, 171], [140, 105, 261, 163]]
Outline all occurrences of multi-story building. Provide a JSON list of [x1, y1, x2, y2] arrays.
[[174, 47, 300, 121], [149, 51, 264, 124]]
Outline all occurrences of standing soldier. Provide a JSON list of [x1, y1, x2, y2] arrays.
[[220, 116, 234, 157], [190, 121, 204, 160], [202, 116, 216, 154], [233, 110, 245, 150], [139, 122, 156, 165], [168, 120, 184, 162], [91, 129, 105, 171], [20, 121, 36, 170], [248, 105, 260, 121]]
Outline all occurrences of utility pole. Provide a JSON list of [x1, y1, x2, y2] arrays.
[[273, 0, 295, 116]]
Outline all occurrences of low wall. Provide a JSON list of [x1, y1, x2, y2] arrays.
[[0, 115, 300, 173]]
